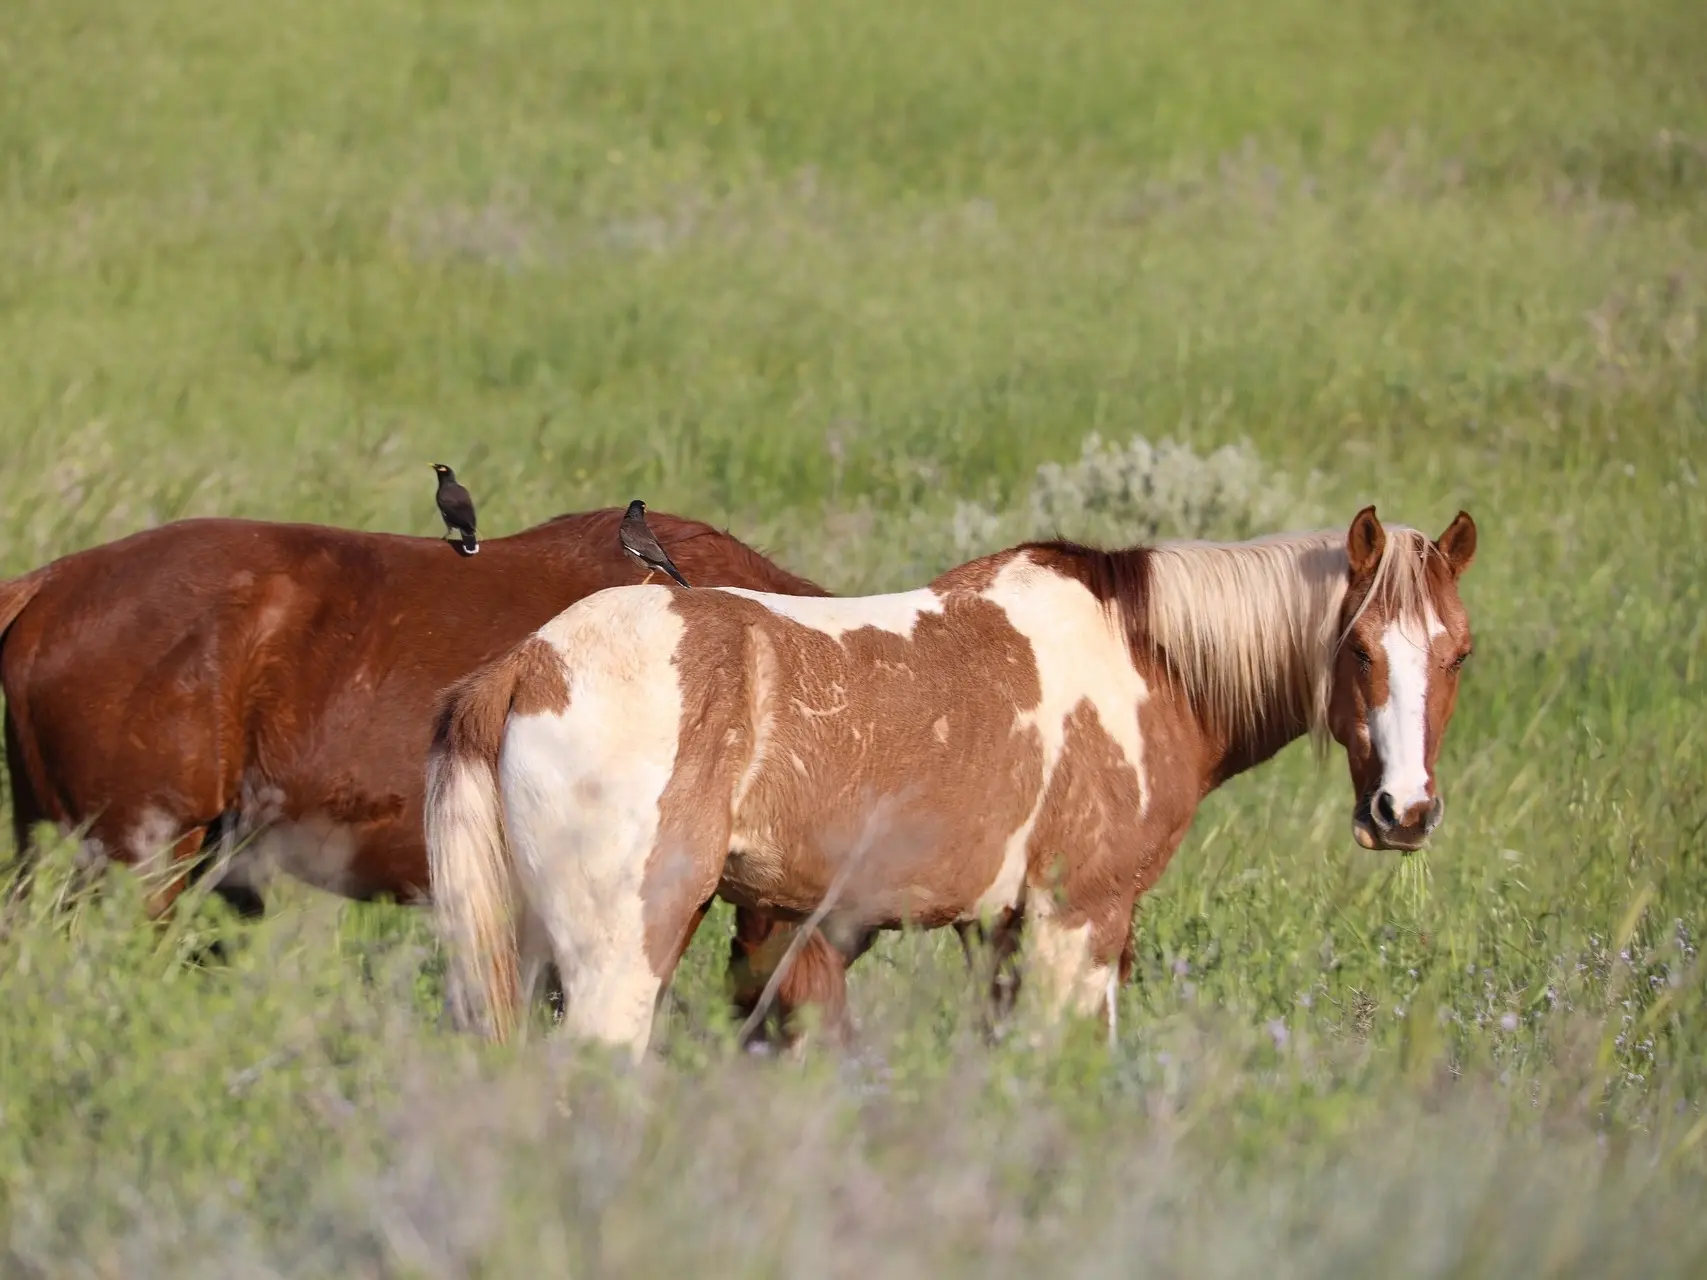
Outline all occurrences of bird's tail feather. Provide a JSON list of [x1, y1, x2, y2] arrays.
[[460, 531, 480, 555]]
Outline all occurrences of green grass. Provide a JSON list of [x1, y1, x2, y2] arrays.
[[2, 0, 1706, 1272]]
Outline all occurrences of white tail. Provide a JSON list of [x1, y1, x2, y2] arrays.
[[424, 641, 568, 1043], [426, 748, 523, 1041]]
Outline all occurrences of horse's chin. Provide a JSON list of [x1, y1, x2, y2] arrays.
[[1351, 802, 1431, 854]]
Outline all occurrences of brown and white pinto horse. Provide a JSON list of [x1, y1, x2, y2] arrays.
[[0, 507, 845, 1027], [428, 505, 1477, 1054]]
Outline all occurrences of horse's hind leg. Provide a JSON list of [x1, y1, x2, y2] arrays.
[[516, 903, 556, 1033], [519, 818, 722, 1060], [183, 811, 267, 920], [955, 910, 1025, 1040], [538, 887, 706, 1060], [500, 648, 730, 1059]]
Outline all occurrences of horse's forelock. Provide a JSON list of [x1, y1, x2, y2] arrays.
[[1337, 526, 1445, 645]]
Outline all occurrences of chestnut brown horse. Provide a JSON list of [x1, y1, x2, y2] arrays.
[[0, 507, 843, 1028], [428, 506, 1477, 1054]]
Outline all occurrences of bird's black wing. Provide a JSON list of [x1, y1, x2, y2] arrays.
[[621, 517, 692, 587], [439, 484, 478, 532]]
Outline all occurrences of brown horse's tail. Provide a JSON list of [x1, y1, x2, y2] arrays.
[[1, 569, 49, 882], [425, 637, 564, 1043], [0, 569, 45, 645]]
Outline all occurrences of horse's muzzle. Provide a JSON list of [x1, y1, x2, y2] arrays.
[[1353, 793, 1443, 853]]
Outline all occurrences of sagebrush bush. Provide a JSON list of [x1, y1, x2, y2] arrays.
[[952, 430, 1319, 558]]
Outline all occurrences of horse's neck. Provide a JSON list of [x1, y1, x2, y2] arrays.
[[1153, 650, 1319, 794], [1203, 714, 1310, 791]]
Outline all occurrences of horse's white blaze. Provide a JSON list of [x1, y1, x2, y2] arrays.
[[717, 586, 945, 640], [1369, 610, 1445, 817], [967, 554, 1150, 920], [504, 590, 689, 1057]]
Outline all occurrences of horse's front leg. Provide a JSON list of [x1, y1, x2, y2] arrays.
[[1019, 893, 1132, 1046], [955, 910, 1026, 1041], [730, 908, 869, 1052], [1022, 806, 1196, 1046]]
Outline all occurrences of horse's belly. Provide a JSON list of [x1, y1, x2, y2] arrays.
[[217, 816, 369, 899], [724, 791, 1023, 929]]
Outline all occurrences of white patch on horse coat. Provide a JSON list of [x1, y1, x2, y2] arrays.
[[967, 553, 1151, 920], [66, 827, 110, 873], [501, 588, 687, 1056], [1369, 609, 1446, 815], [731, 624, 779, 814], [218, 817, 361, 897], [717, 587, 945, 641], [128, 807, 180, 876]]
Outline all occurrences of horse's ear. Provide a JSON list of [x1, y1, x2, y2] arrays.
[[1436, 511, 1477, 579], [1346, 505, 1385, 579]]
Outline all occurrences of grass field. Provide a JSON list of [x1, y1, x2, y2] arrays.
[[3, 0, 1707, 1273]]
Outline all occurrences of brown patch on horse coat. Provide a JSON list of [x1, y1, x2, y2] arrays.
[[1023, 699, 1146, 964], [640, 585, 1051, 977], [929, 549, 1021, 597], [1019, 541, 1153, 627], [639, 616, 748, 978], [739, 592, 1043, 927], [431, 637, 572, 772]]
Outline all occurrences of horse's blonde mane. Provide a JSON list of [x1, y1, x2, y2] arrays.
[[1142, 525, 1440, 747]]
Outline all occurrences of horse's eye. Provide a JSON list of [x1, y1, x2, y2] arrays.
[[1450, 649, 1472, 671], [1350, 646, 1372, 672]]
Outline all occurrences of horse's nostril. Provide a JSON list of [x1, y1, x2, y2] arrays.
[[1426, 796, 1444, 827], [1374, 792, 1398, 828]]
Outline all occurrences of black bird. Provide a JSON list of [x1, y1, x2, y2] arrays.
[[619, 499, 690, 588], [431, 463, 479, 556]]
